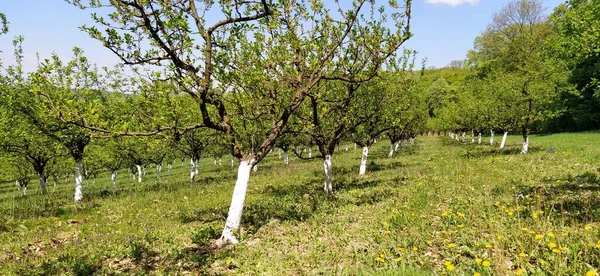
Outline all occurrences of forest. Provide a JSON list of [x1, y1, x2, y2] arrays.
[[0, 0, 599, 275]]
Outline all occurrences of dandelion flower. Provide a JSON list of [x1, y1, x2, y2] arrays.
[[445, 262, 455, 271], [586, 270, 597, 276], [552, 249, 560, 253], [548, 242, 557, 249], [485, 244, 493, 249], [497, 235, 503, 241], [585, 224, 592, 231], [449, 243, 456, 248], [547, 232, 555, 238], [516, 268, 524, 276], [518, 252, 527, 258], [475, 258, 482, 264], [482, 260, 491, 267], [521, 227, 528, 231], [535, 234, 544, 240], [474, 273, 481, 276]]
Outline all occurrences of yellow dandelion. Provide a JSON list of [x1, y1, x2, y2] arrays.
[[442, 211, 449, 217], [485, 244, 493, 249], [547, 232, 555, 238], [458, 212, 465, 218], [539, 260, 547, 266], [507, 211, 514, 216], [474, 273, 481, 276], [596, 241, 600, 250], [413, 246, 418, 251], [586, 270, 597, 276], [532, 213, 538, 219], [548, 242, 557, 249], [518, 252, 527, 258], [552, 248, 560, 253], [535, 234, 544, 240], [560, 246, 568, 252], [521, 227, 528, 231], [497, 235, 503, 241], [585, 224, 592, 231], [475, 258, 482, 264], [395, 257, 402, 262], [448, 243, 456, 248], [445, 263, 455, 271], [482, 260, 491, 267], [516, 268, 524, 276], [458, 224, 464, 228]]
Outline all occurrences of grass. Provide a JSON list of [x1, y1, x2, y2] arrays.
[[0, 132, 599, 275]]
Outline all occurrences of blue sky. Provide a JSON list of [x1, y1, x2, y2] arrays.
[[0, 0, 565, 72]]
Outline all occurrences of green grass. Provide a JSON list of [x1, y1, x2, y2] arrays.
[[1, 132, 600, 275]]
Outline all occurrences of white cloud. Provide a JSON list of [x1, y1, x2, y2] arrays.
[[425, 0, 480, 7]]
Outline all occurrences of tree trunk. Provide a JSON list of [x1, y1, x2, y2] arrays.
[[278, 148, 281, 159], [521, 136, 529, 154], [461, 132, 467, 143], [284, 151, 289, 165], [23, 186, 27, 196], [219, 158, 222, 166], [354, 143, 356, 150], [359, 146, 369, 176], [478, 133, 482, 144], [111, 171, 117, 185], [323, 155, 333, 193], [136, 164, 142, 183], [38, 172, 47, 195], [394, 141, 400, 152], [168, 163, 172, 173], [190, 159, 197, 184], [471, 130, 475, 143], [500, 131, 508, 149], [231, 155, 235, 168], [308, 147, 312, 158], [253, 164, 258, 172], [490, 130, 494, 145], [345, 144, 348, 151], [217, 159, 254, 245], [74, 159, 84, 202], [388, 144, 394, 158]]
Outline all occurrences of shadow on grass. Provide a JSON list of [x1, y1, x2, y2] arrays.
[[516, 171, 600, 224]]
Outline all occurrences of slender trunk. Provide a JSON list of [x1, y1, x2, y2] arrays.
[[461, 132, 467, 143], [231, 155, 235, 168], [394, 141, 400, 152], [38, 172, 47, 195], [278, 148, 281, 159], [490, 130, 494, 145], [190, 159, 197, 184], [345, 144, 348, 151], [167, 163, 172, 173], [253, 164, 258, 172], [471, 130, 475, 143], [521, 136, 529, 154], [74, 159, 83, 202], [354, 143, 356, 150], [500, 131, 508, 149], [214, 159, 217, 165], [136, 164, 142, 183], [308, 147, 312, 158], [388, 145, 394, 158], [478, 133, 482, 144], [323, 155, 333, 193], [219, 158, 222, 166], [111, 171, 117, 185], [359, 146, 369, 176], [217, 159, 254, 245], [23, 186, 27, 196], [284, 151, 289, 165], [53, 179, 57, 191]]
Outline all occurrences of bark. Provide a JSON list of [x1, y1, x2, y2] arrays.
[[359, 146, 369, 176], [278, 148, 281, 159], [478, 133, 482, 144], [461, 132, 467, 143], [345, 144, 348, 151], [500, 131, 508, 149], [490, 130, 494, 145], [471, 130, 475, 143], [74, 159, 84, 202], [111, 171, 117, 185], [217, 159, 254, 245], [37, 172, 47, 195], [231, 155, 235, 168], [394, 141, 400, 152], [388, 145, 394, 158], [253, 164, 258, 172], [308, 147, 312, 158], [136, 164, 142, 183], [323, 155, 333, 193], [23, 186, 27, 196], [284, 151, 289, 165], [219, 158, 222, 166], [521, 136, 529, 154]]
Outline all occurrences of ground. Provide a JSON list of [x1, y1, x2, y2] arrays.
[[0, 132, 599, 275]]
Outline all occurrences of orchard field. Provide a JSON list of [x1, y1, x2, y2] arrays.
[[1, 132, 599, 275]]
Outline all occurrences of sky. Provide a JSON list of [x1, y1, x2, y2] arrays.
[[0, 0, 566, 72]]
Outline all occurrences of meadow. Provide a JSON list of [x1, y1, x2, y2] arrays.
[[0, 132, 599, 275]]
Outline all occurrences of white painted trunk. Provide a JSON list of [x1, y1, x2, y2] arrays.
[[284, 152, 289, 165], [74, 160, 83, 202], [388, 145, 394, 157], [214, 159, 217, 165], [253, 164, 258, 172], [218, 159, 254, 245], [490, 130, 495, 145], [190, 159, 197, 183], [308, 147, 312, 158], [521, 136, 529, 154], [23, 186, 27, 196], [53, 179, 57, 191], [471, 130, 475, 143], [359, 146, 369, 176], [450, 132, 454, 139], [500, 131, 508, 149], [410, 138, 415, 144], [278, 148, 281, 159], [167, 164, 172, 172], [219, 158, 222, 166], [111, 171, 117, 185], [231, 155, 235, 168], [462, 132, 467, 143], [38, 172, 47, 195], [374, 138, 377, 144], [323, 155, 333, 193], [136, 164, 142, 183], [142, 166, 147, 176], [354, 143, 357, 150], [345, 144, 348, 151], [394, 141, 400, 152], [16, 180, 20, 190], [478, 133, 482, 144]]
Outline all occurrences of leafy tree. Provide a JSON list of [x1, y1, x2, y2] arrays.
[[67, 0, 413, 244]]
